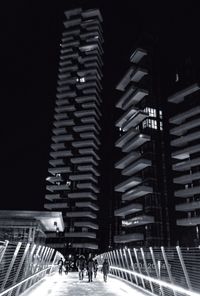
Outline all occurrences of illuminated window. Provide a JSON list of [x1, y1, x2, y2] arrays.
[[176, 73, 179, 82], [144, 107, 156, 117], [160, 121, 163, 131], [159, 110, 163, 119], [80, 77, 85, 83], [142, 119, 157, 130]]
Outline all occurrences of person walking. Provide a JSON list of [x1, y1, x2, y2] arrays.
[[87, 257, 95, 282], [102, 258, 109, 282], [58, 258, 64, 275], [64, 258, 70, 275], [94, 259, 98, 278], [76, 255, 86, 280]]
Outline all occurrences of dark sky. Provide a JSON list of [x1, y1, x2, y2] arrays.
[[1, 1, 200, 210]]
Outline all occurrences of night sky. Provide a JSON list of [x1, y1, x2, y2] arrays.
[[1, 1, 200, 211]]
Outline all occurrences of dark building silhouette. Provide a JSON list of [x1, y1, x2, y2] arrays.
[[44, 8, 103, 253], [113, 43, 171, 247]]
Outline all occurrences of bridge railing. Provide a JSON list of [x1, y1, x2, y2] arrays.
[[96, 246, 200, 296], [0, 240, 63, 296]]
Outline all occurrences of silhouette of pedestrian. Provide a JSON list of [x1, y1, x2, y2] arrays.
[[58, 258, 64, 275], [102, 259, 109, 282], [94, 259, 98, 278], [87, 257, 95, 282], [76, 255, 86, 280]]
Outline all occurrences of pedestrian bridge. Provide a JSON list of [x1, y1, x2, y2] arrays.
[[0, 240, 200, 296]]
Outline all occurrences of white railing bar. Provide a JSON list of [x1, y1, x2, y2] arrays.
[[0, 266, 53, 296], [109, 265, 200, 296]]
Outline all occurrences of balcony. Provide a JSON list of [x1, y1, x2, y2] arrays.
[[177, 217, 200, 226], [82, 9, 103, 22], [170, 106, 200, 125], [130, 48, 147, 64], [176, 201, 200, 212], [74, 221, 99, 229], [115, 152, 140, 169], [72, 243, 98, 250], [171, 131, 200, 147], [71, 156, 98, 165], [52, 134, 73, 143], [170, 118, 200, 136], [49, 159, 65, 167], [116, 67, 134, 91], [72, 140, 98, 149], [131, 67, 148, 83], [46, 176, 62, 184], [78, 148, 100, 160], [122, 134, 151, 153], [73, 124, 99, 134], [114, 203, 142, 217], [80, 132, 100, 145], [122, 88, 149, 110], [114, 233, 144, 243], [52, 127, 66, 135], [122, 215, 155, 227], [120, 111, 148, 132], [168, 83, 200, 104], [68, 192, 97, 200], [46, 184, 70, 192], [122, 158, 152, 176], [53, 119, 75, 128], [173, 171, 200, 184], [115, 128, 138, 148], [122, 185, 153, 201], [116, 86, 136, 109], [75, 202, 99, 211], [115, 176, 142, 192], [75, 95, 100, 105], [50, 150, 72, 159], [66, 211, 97, 219], [77, 165, 100, 176], [77, 182, 99, 193], [48, 166, 71, 175], [44, 202, 68, 210], [175, 185, 200, 198], [64, 18, 81, 29], [56, 90, 76, 100], [69, 174, 97, 183], [45, 194, 60, 201], [115, 107, 138, 128], [51, 143, 66, 151], [172, 144, 200, 160], [173, 157, 200, 171]]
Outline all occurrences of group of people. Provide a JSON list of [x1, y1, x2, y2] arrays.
[[58, 256, 109, 282]]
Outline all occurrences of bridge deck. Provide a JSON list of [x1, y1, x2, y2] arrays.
[[21, 271, 146, 296]]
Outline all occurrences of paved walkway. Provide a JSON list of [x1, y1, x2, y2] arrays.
[[22, 271, 146, 296]]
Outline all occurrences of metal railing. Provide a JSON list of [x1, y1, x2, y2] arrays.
[[0, 240, 63, 296], [96, 246, 200, 296]]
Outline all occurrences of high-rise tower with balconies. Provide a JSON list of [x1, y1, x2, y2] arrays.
[[168, 83, 200, 246], [44, 8, 103, 253], [114, 46, 170, 247]]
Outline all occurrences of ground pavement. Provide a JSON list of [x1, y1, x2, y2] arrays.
[[21, 271, 147, 296]]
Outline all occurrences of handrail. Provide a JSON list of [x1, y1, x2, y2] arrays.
[[96, 246, 200, 296], [0, 266, 52, 296], [0, 240, 63, 296]]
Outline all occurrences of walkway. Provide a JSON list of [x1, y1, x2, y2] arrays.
[[21, 271, 147, 296]]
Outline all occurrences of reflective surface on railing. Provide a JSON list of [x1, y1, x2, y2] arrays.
[[0, 240, 62, 296], [96, 246, 200, 296]]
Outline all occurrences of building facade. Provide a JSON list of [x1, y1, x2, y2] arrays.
[[168, 83, 200, 246], [44, 8, 103, 253], [114, 46, 171, 247]]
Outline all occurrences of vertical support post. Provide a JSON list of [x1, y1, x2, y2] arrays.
[[1, 242, 22, 291], [140, 248, 154, 293], [0, 240, 9, 265], [127, 248, 138, 285], [123, 248, 131, 282], [116, 249, 124, 279], [119, 249, 128, 281], [161, 246, 177, 296], [8, 243, 30, 296], [49, 250, 59, 274], [21, 244, 36, 294], [110, 251, 118, 277], [134, 247, 145, 288], [149, 247, 164, 296], [107, 252, 114, 276], [176, 246, 192, 291], [113, 250, 121, 278]]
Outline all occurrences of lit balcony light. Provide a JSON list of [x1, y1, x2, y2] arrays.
[[80, 77, 86, 83]]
